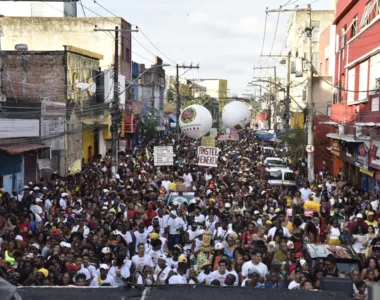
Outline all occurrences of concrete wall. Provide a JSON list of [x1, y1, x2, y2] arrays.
[[287, 10, 335, 113], [0, 17, 132, 83]]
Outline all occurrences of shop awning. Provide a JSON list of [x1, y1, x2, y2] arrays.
[[0, 141, 48, 155], [326, 133, 361, 143], [360, 168, 375, 177]]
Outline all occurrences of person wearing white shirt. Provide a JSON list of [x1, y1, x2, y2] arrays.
[[267, 220, 291, 240], [132, 243, 154, 272], [153, 255, 172, 284], [205, 214, 218, 233], [81, 255, 98, 279], [299, 183, 312, 201], [166, 211, 185, 249], [183, 171, 193, 188], [210, 260, 229, 284], [59, 193, 68, 209], [134, 224, 149, 252], [30, 200, 43, 216], [161, 179, 171, 193], [241, 250, 268, 280], [90, 264, 115, 286], [109, 257, 131, 287]]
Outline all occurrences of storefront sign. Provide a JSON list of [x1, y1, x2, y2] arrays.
[[153, 146, 174, 166], [355, 143, 369, 169], [369, 140, 380, 169], [330, 140, 340, 156], [197, 146, 220, 167]]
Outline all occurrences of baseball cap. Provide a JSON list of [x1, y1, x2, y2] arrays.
[[149, 232, 159, 239], [295, 252, 304, 258], [152, 216, 159, 222], [100, 264, 109, 270], [215, 243, 224, 250], [248, 269, 261, 276], [31, 243, 40, 250], [38, 268, 49, 278], [170, 210, 177, 216], [300, 259, 308, 267], [357, 213, 363, 219], [225, 203, 231, 209], [157, 254, 167, 262], [178, 255, 187, 263], [102, 247, 111, 254]]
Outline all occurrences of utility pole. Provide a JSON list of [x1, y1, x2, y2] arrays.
[[253, 66, 276, 130], [265, 4, 314, 181], [175, 63, 200, 142], [94, 26, 138, 177], [306, 4, 315, 182]]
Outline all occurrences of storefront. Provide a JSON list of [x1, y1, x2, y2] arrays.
[[355, 142, 374, 193], [369, 139, 380, 195], [330, 139, 343, 177]]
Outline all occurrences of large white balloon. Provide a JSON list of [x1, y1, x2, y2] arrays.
[[222, 101, 250, 129], [179, 104, 212, 139]]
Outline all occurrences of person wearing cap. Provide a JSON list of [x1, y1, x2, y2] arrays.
[[153, 254, 171, 284], [265, 269, 287, 288], [365, 211, 378, 227], [90, 264, 115, 286], [166, 209, 184, 250], [197, 261, 213, 285], [241, 269, 263, 288]]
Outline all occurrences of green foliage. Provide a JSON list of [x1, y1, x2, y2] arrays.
[[139, 114, 157, 140], [279, 128, 306, 162]]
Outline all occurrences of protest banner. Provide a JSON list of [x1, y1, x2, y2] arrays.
[[201, 136, 216, 147], [197, 146, 220, 167], [154, 146, 174, 166]]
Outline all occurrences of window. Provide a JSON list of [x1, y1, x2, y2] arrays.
[[268, 170, 282, 180], [370, 53, 380, 93], [125, 48, 130, 62], [359, 61, 369, 101], [347, 68, 356, 104], [372, 97, 379, 111], [311, 21, 320, 41], [351, 15, 358, 38], [341, 26, 347, 48], [360, 0, 377, 28]]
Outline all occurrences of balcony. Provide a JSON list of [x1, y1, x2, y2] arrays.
[[124, 114, 138, 133], [329, 103, 357, 123]]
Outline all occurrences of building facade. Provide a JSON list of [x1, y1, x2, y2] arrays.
[[326, 0, 380, 192], [0, 46, 104, 187]]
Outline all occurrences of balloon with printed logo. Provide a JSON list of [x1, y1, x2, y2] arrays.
[[179, 104, 212, 139], [222, 101, 250, 130]]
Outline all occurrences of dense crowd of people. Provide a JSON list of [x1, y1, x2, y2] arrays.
[[0, 131, 379, 299]]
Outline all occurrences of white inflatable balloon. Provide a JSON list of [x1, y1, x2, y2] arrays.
[[222, 101, 250, 129], [179, 104, 212, 139]]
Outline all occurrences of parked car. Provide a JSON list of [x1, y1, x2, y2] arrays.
[[301, 243, 361, 273]]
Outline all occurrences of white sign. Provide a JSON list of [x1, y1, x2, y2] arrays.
[[154, 146, 174, 166], [306, 144, 315, 153], [197, 146, 220, 167]]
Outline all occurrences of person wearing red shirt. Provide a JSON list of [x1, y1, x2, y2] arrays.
[[145, 203, 157, 227], [17, 215, 31, 241]]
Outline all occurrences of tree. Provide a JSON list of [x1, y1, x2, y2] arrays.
[[278, 128, 306, 163], [139, 114, 157, 141]]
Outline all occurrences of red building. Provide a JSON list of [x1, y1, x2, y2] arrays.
[[327, 0, 380, 192]]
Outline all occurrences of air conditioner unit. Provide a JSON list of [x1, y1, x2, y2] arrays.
[[0, 95, 6, 102]]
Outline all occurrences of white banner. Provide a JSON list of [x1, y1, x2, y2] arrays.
[[197, 146, 220, 167], [154, 146, 174, 166]]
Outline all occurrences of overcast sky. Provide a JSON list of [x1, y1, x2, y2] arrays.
[[80, 0, 333, 96]]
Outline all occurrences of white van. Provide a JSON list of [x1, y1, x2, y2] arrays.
[[264, 157, 284, 167], [266, 167, 296, 186]]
